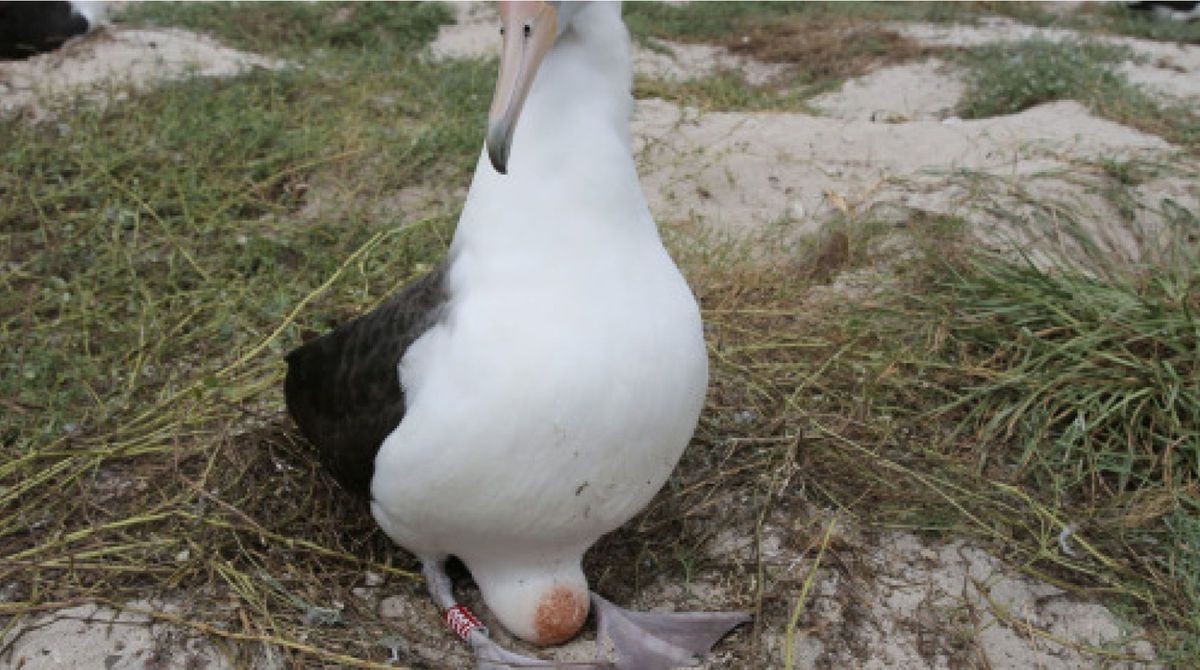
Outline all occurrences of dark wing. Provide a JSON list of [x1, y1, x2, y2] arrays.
[[0, 2, 90, 60], [1127, 1, 1199, 11], [285, 264, 447, 496]]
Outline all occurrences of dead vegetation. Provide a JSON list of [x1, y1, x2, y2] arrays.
[[725, 18, 941, 82]]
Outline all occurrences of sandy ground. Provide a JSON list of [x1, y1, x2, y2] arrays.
[[2, 602, 233, 670], [4, 3, 1198, 669], [808, 58, 965, 123], [0, 25, 279, 119]]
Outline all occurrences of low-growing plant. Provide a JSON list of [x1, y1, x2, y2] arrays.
[[957, 38, 1200, 150]]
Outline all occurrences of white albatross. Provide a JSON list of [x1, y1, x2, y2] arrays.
[[284, 2, 749, 668]]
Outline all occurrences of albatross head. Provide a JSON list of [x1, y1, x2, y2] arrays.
[[485, 0, 582, 174]]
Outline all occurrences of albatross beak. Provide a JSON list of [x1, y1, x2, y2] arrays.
[[486, 1, 557, 175]]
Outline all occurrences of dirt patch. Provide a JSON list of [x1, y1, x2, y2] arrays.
[[810, 58, 965, 122], [1, 602, 232, 670], [0, 25, 281, 119], [426, 0, 497, 61], [660, 519, 1160, 669], [632, 97, 1179, 242], [782, 531, 1158, 669], [633, 40, 788, 87], [1119, 61, 1200, 100], [726, 18, 938, 81]]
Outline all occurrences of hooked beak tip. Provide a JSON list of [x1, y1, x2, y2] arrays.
[[486, 1, 557, 178], [486, 123, 510, 175]]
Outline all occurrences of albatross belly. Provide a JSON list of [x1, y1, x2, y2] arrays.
[[370, 229, 706, 556]]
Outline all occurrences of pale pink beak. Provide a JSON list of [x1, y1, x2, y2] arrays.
[[486, 1, 558, 174]]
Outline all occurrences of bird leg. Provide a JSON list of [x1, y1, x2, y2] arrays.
[[422, 561, 610, 669], [589, 592, 750, 670]]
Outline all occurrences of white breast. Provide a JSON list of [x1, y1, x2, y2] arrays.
[[374, 234, 704, 549]]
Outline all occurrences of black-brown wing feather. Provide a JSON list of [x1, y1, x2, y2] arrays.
[[284, 265, 447, 496], [0, 2, 91, 60]]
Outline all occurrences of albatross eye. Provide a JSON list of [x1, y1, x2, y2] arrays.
[[499, 26, 505, 36], [524, 22, 532, 37]]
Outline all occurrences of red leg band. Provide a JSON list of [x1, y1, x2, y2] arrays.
[[444, 603, 486, 641]]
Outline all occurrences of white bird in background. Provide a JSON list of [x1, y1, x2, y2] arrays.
[[285, 2, 749, 668]]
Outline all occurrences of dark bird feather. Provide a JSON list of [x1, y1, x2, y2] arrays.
[[1126, 1, 1200, 15], [0, 2, 91, 61], [284, 264, 447, 496]]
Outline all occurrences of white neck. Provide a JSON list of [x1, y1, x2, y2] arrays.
[[451, 3, 654, 255]]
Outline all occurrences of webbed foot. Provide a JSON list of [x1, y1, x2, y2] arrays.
[[590, 593, 749, 670], [471, 634, 565, 669]]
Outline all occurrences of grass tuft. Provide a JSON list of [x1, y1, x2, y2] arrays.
[[957, 39, 1136, 118], [118, 1, 453, 56], [957, 38, 1200, 150], [929, 236, 1200, 498], [622, 1, 1013, 46]]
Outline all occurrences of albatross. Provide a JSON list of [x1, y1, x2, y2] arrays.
[[285, 2, 748, 667]]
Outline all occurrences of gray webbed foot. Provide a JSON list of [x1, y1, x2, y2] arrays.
[[590, 593, 750, 670], [470, 632, 559, 669], [472, 633, 613, 668]]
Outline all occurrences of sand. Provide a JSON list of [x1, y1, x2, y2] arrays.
[[2, 602, 232, 670], [809, 58, 966, 123], [0, 25, 280, 119]]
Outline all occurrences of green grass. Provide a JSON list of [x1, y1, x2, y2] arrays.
[[118, 1, 453, 56], [957, 38, 1200, 150], [622, 1, 999, 46], [702, 200, 1200, 660], [957, 39, 1138, 117], [1, 51, 491, 448], [681, 152, 1200, 659], [930, 246, 1199, 499]]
